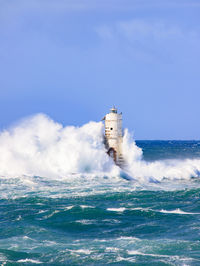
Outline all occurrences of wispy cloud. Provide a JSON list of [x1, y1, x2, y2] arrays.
[[96, 19, 199, 42], [95, 18, 200, 63], [118, 20, 184, 41]]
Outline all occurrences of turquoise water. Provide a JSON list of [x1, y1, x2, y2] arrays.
[[1, 141, 200, 265]]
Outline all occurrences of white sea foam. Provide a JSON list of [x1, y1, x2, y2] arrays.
[[160, 208, 200, 215], [130, 207, 148, 211], [116, 256, 136, 263], [17, 259, 42, 264], [16, 215, 22, 221], [73, 249, 92, 254], [80, 205, 95, 209], [107, 207, 155, 213], [127, 250, 182, 259], [122, 129, 200, 181], [106, 247, 120, 252], [23, 236, 32, 240], [107, 207, 126, 212], [127, 251, 194, 263], [117, 207, 196, 214], [44, 210, 61, 219], [0, 113, 200, 185], [38, 210, 48, 214], [64, 206, 74, 210], [0, 114, 116, 178], [76, 219, 97, 225], [127, 250, 168, 257], [116, 236, 140, 241]]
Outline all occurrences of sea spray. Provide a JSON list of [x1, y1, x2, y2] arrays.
[[0, 114, 116, 178], [122, 129, 200, 181], [0, 113, 200, 181]]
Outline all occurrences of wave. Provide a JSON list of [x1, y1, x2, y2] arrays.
[[0, 113, 200, 183], [126, 250, 194, 262], [107, 207, 126, 212], [107, 207, 200, 215], [0, 114, 116, 178], [17, 259, 42, 264], [160, 208, 200, 215], [122, 129, 200, 181]]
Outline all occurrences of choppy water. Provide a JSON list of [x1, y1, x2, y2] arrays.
[[0, 115, 200, 265]]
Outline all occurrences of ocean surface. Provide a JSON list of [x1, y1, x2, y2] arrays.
[[0, 115, 200, 265]]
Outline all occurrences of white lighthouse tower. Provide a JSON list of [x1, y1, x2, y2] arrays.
[[103, 107, 124, 167]]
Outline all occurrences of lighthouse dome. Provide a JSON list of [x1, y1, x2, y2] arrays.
[[110, 106, 117, 114]]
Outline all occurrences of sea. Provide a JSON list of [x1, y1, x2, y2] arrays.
[[0, 114, 200, 265]]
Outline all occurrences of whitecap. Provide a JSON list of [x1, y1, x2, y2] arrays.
[[116, 236, 140, 242], [127, 250, 168, 257], [23, 236, 32, 240], [160, 208, 200, 215], [17, 259, 42, 264], [43, 210, 60, 219], [64, 205, 74, 210], [16, 215, 22, 221], [73, 249, 91, 254], [76, 219, 96, 225], [80, 205, 95, 209], [37, 210, 48, 214], [107, 207, 126, 212], [116, 256, 136, 263], [106, 247, 120, 252], [127, 250, 195, 262]]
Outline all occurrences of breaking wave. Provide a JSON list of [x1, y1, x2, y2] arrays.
[[0, 113, 200, 182], [123, 129, 200, 181], [0, 114, 115, 178]]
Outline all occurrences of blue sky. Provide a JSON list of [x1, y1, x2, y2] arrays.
[[0, 0, 200, 139]]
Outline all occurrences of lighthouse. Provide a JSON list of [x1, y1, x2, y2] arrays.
[[102, 107, 124, 167]]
